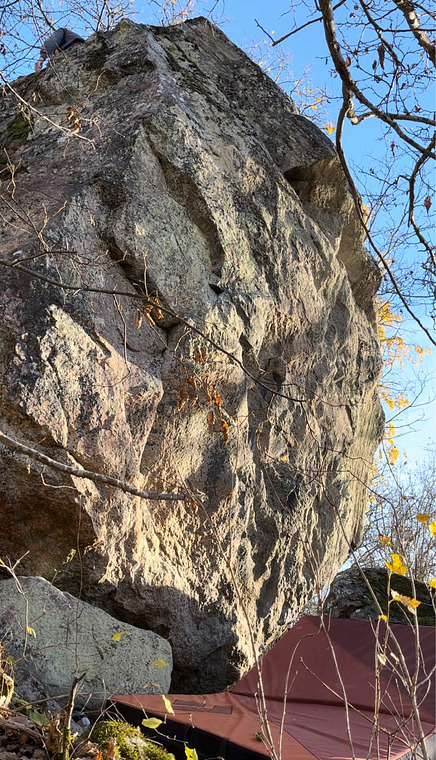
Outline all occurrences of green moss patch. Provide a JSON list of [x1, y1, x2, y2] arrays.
[[0, 110, 33, 178], [6, 111, 33, 141], [90, 719, 175, 760]]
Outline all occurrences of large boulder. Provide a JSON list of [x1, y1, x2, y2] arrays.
[[0, 576, 172, 708], [0, 17, 383, 691]]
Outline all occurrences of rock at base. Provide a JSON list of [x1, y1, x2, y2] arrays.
[[0, 577, 172, 709]]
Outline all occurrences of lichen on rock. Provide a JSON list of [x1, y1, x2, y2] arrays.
[[0, 17, 384, 692], [0, 577, 172, 708]]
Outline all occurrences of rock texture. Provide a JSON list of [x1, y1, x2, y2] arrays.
[[0, 18, 383, 691], [0, 576, 172, 708], [325, 567, 436, 626]]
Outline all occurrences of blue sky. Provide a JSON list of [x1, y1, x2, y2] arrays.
[[208, 0, 435, 465], [220, 1, 435, 464]]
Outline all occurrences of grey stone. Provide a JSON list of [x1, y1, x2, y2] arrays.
[[324, 567, 435, 625], [0, 18, 383, 691], [0, 577, 172, 708]]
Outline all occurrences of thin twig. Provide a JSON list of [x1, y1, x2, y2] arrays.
[[0, 78, 95, 146], [61, 671, 88, 760], [270, 0, 347, 46], [391, 0, 436, 66]]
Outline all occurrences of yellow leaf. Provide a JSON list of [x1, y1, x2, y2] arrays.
[[27, 626, 36, 637], [379, 614, 388, 621], [416, 513, 431, 524], [361, 203, 371, 222], [378, 653, 387, 665], [63, 549, 76, 564], [112, 631, 131, 642], [162, 695, 174, 714], [386, 421, 396, 437], [386, 553, 408, 575], [142, 717, 163, 729], [153, 659, 167, 668], [323, 121, 335, 134], [378, 534, 391, 546], [185, 749, 199, 760], [387, 445, 400, 465], [390, 590, 421, 613], [428, 578, 436, 589], [429, 521, 436, 536]]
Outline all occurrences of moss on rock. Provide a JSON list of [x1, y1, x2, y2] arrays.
[[90, 719, 175, 760], [0, 110, 33, 177], [6, 111, 33, 140]]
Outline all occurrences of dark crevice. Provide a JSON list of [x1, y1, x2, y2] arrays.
[[93, 176, 127, 210], [284, 165, 310, 198], [104, 237, 145, 293], [104, 240, 177, 328], [143, 271, 180, 330], [209, 281, 224, 295]]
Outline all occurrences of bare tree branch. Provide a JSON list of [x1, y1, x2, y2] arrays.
[[406, 135, 436, 270], [270, 0, 347, 46], [391, 0, 436, 66], [357, 0, 402, 69], [317, 0, 436, 159], [334, 101, 436, 346], [0, 429, 187, 500]]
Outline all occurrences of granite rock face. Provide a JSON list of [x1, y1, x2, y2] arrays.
[[0, 576, 172, 708], [0, 18, 383, 691]]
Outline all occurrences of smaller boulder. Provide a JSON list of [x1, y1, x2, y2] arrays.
[[324, 567, 435, 625], [0, 577, 172, 710]]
